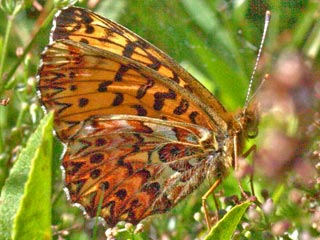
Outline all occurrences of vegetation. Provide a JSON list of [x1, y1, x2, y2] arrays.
[[0, 0, 319, 239]]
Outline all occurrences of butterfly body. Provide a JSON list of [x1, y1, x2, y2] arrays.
[[38, 6, 257, 226]]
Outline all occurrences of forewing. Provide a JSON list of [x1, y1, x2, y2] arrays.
[[50, 7, 229, 120], [38, 40, 224, 141], [63, 115, 217, 226]]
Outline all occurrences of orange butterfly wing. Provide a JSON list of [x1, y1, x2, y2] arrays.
[[38, 6, 238, 226], [38, 7, 233, 141], [51, 6, 228, 115], [39, 39, 226, 140], [63, 115, 223, 226]]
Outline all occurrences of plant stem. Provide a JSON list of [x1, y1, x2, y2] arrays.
[[0, 14, 13, 93], [3, 8, 57, 91]]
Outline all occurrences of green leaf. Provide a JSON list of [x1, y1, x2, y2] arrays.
[[204, 201, 251, 240], [0, 113, 53, 240]]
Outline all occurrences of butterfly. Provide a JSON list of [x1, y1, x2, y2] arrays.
[[37, 6, 259, 227]]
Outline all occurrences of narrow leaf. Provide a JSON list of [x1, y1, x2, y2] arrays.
[[204, 201, 251, 240], [0, 113, 53, 240]]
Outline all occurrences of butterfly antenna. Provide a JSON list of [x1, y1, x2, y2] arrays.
[[247, 73, 269, 104], [243, 10, 271, 114]]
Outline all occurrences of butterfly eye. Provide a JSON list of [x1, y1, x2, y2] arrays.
[[248, 114, 259, 138], [247, 127, 258, 139]]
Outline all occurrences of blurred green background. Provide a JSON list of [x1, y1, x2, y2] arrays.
[[0, 0, 319, 239]]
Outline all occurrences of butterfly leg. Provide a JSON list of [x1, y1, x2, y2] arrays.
[[235, 143, 257, 199], [201, 178, 222, 229], [244, 145, 257, 197]]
